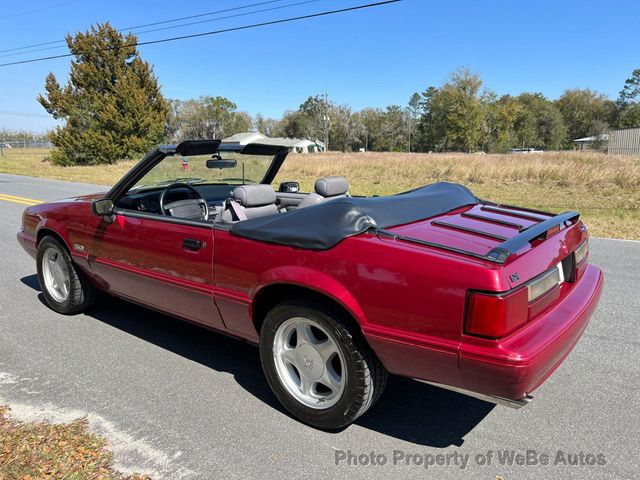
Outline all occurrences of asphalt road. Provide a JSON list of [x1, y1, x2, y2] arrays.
[[0, 172, 638, 479]]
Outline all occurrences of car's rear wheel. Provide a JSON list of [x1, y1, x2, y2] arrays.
[[36, 236, 96, 314], [260, 299, 387, 429]]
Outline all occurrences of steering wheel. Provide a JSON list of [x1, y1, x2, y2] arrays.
[[159, 182, 209, 221]]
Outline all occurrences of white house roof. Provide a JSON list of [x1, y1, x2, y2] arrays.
[[223, 132, 267, 144], [293, 139, 318, 147], [573, 134, 609, 143], [258, 137, 318, 147], [222, 132, 324, 149]]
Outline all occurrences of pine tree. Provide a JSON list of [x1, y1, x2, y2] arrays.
[[617, 69, 640, 128], [38, 23, 169, 165]]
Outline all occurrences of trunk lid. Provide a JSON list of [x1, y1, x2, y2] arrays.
[[382, 203, 587, 288]]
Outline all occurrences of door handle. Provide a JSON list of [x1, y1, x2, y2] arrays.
[[183, 238, 205, 251]]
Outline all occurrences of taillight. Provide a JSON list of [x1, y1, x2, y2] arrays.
[[466, 261, 569, 338], [528, 263, 563, 302], [465, 287, 529, 338], [574, 238, 588, 265]]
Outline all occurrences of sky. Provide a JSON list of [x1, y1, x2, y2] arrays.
[[0, 0, 639, 132]]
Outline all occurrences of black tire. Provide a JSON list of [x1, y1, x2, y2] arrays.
[[36, 236, 97, 314], [259, 299, 387, 429]]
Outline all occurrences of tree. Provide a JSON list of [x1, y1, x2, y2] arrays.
[[617, 103, 640, 128], [483, 94, 523, 152], [254, 114, 280, 137], [619, 69, 640, 103], [479, 93, 568, 151], [556, 88, 615, 144], [330, 104, 360, 152], [413, 86, 439, 151], [227, 111, 253, 137], [299, 95, 332, 150], [165, 96, 251, 142], [380, 105, 408, 151], [199, 96, 249, 139], [406, 93, 421, 152], [355, 108, 385, 151], [204, 96, 247, 138], [590, 119, 610, 151], [513, 93, 567, 149], [278, 110, 312, 139], [617, 69, 640, 128], [38, 23, 169, 165], [416, 69, 486, 152]]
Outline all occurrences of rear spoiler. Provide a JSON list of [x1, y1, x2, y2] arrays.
[[485, 211, 580, 263], [376, 210, 580, 265]]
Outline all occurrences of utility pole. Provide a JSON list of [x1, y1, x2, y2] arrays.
[[323, 92, 330, 152]]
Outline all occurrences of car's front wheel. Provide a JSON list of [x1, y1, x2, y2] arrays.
[[36, 236, 97, 314], [260, 299, 387, 429]]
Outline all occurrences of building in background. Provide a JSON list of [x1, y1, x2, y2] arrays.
[[222, 132, 325, 153], [222, 132, 267, 145], [573, 134, 609, 151], [607, 127, 640, 155]]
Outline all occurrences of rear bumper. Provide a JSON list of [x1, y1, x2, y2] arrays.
[[459, 264, 603, 399], [364, 264, 603, 403], [17, 231, 37, 259]]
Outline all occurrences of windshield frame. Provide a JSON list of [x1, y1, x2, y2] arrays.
[[129, 152, 271, 192], [105, 141, 290, 203]]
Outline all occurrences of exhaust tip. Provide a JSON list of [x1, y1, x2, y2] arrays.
[[415, 379, 534, 409]]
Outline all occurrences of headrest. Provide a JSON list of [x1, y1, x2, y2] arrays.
[[314, 176, 348, 197], [232, 184, 276, 207]]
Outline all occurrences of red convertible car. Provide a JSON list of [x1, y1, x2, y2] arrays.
[[18, 140, 603, 429]]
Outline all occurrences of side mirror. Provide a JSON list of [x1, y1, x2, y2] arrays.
[[206, 158, 237, 169], [279, 181, 300, 193], [92, 198, 114, 216]]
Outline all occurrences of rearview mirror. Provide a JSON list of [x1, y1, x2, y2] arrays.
[[206, 158, 237, 169], [279, 181, 300, 193], [92, 198, 114, 216]]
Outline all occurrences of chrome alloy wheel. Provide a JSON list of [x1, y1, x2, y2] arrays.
[[273, 317, 346, 409], [41, 247, 70, 303]]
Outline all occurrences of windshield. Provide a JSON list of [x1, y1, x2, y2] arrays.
[[131, 151, 274, 190]]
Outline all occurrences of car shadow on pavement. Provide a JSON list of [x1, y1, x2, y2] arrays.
[[357, 377, 494, 447], [21, 274, 494, 447]]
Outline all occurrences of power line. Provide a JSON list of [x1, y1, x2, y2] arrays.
[[0, 44, 66, 60], [122, 0, 285, 31], [131, 0, 324, 37], [0, 0, 289, 54], [0, 111, 51, 118], [0, 0, 324, 59], [0, 0, 84, 21], [0, 1, 401, 68]]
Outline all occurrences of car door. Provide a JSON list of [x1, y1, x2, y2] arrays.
[[84, 211, 224, 330]]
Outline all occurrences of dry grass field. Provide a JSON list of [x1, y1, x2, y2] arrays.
[[1, 148, 638, 239], [0, 405, 149, 479]]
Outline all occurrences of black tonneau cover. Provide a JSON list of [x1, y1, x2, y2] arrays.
[[230, 182, 478, 250]]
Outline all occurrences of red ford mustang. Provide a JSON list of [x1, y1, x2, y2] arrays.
[[17, 140, 603, 429]]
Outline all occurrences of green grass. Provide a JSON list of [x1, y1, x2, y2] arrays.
[[0, 148, 638, 239]]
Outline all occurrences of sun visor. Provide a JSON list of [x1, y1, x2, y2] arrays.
[[241, 143, 290, 156], [175, 140, 222, 156]]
